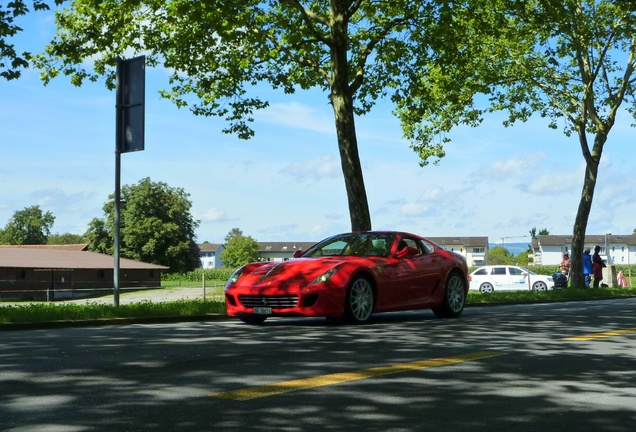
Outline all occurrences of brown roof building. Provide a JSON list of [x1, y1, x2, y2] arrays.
[[0, 246, 168, 301]]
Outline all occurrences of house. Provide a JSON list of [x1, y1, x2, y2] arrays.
[[198, 243, 225, 268], [0, 245, 168, 301], [536, 234, 636, 266], [257, 242, 318, 262], [428, 237, 489, 266]]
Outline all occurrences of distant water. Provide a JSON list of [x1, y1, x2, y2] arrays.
[[489, 242, 531, 256]]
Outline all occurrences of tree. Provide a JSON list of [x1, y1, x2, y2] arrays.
[[471, 1, 636, 288], [0, 205, 55, 244], [529, 227, 550, 240], [35, 1, 506, 232], [0, 0, 62, 80], [225, 228, 244, 243], [86, 177, 201, 273], [515, 251, 530, 267], [47, 232, 86, 244], [487, 246, 514, 265], [220, 230, 260, 268]]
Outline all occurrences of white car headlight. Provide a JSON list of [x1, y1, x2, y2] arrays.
[[311, 268, 338, 285], [226, 268, 245, 289]]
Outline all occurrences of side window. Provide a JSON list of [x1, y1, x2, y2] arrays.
[[400, 237, 428, 255], [492, 267, 506, 276], [509, 267, 523, 276], [419, 240, 433, 254], [475, 268, 488, 276]]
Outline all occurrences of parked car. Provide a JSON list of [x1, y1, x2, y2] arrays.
[[225, 231, 469, 324], [469, 265, 554, 293]]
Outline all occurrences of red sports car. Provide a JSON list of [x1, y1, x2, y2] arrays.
[[224, 231, 469, 324]]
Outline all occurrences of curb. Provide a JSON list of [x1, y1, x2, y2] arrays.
[[0, 313, 229, 331]]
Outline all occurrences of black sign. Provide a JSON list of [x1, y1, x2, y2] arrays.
[[117, 56, 145, 153]]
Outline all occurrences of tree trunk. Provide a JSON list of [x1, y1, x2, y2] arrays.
[[569, 132, 604, 288], [328, 2, 372, 232], [330, 90, 372, 231]]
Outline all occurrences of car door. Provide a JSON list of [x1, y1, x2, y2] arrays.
[[379, 237, 439, 309], [490, 266, 510, 290], [507, 266, 529, 290]]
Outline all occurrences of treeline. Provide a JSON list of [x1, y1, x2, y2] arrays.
[[162, 268, 237, 282]]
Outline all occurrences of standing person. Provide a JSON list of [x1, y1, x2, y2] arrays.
[[560, 252, 571, 277], [583, 248, 593, 288], [592, 245, 606, 288]]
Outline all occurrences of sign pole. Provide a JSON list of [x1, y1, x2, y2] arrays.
[[114, 55, 145, 307], [114, 60, 123, 308]]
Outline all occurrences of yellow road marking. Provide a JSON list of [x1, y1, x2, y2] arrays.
[[564, 327, 636, 341], [209, 351, 503, 401]]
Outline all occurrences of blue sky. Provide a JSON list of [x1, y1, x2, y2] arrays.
[[2, 8, 636, 245]]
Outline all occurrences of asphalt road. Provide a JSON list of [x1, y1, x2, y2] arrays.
[[1, 298, 635, 432]]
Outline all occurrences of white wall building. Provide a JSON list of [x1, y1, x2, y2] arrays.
[[257, 242, 317, 262], [198, 243, 225, 269], [429, 237, 489, 266], [536, 234, 636, 266]]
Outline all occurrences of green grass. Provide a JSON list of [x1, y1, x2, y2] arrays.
[[2, 284, 635, 326], [0, 298, 226, 324], [467, 286, 636, 304]]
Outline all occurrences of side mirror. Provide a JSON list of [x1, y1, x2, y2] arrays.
[[293, 249, 303, 258], [397, 246, 418, 259]]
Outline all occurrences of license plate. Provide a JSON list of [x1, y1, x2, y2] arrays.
[[253, 307, 272, 315]]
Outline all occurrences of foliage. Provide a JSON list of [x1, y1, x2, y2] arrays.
[[220, 229, 260, 268], [225, 228, 243, 243], [529, 227, 549, 239], [162, 268, 237, 283], [0, 299, 226, 324], [514, 250, 530, 267], [473, 1, 636, 289], [33, 0, 520, 232], [0, 205, 55, 244], [86, 177, 200, 273], [466, 287, 636, 304], [486, 246, 515, 265], [0, 0, 63, 80], [47, 232, 87, 244]]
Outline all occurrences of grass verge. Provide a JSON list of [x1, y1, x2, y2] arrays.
[[1, 286, 635, 325], [467, 286, 636, 303], [0, 299, 226, 324]]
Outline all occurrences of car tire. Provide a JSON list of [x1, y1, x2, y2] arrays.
[[433, 271, 466, 318], [345, 275, 375, 324], [479, 282, 494, 293], [238, 314, 267, 324], [532, 281, 548, 291]]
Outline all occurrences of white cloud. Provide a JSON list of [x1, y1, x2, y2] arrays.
[[481, 151, 548, 180], [257, 101, 335, 134], [282, 153, 340, 181], [521, 171, 580, 195], [199, 208, 231, 222]]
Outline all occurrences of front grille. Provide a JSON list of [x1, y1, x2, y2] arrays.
[[239, 295, 299, 308]]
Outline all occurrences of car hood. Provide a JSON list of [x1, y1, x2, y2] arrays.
[[236, 256, 372, 288]]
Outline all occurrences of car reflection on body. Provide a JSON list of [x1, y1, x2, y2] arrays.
[[469, 265, 554, 293], [224, 231, 469, 324]]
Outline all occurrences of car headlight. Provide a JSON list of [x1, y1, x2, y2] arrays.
[[311, 268, 338, 285], [226, 268, 245, 289]]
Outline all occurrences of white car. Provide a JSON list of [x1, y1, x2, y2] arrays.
[[469, 265, 554, 293]]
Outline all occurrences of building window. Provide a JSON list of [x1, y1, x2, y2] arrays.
[[473, 247, 485, 253]]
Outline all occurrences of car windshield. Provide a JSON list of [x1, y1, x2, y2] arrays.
[[304, 233, 394, 258]]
